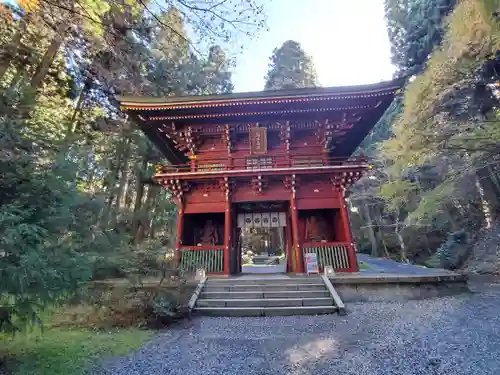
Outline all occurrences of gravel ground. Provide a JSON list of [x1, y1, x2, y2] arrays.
[[93, 283, 500, 375]]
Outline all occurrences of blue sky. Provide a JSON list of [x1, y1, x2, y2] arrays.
[[231, 0, 395, 93]]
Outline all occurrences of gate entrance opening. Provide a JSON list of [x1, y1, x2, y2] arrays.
[[234, 206, 290, 274]]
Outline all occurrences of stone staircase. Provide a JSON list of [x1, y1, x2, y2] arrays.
[[193, 275, 339, 316]]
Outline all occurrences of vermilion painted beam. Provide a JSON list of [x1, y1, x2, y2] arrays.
[[338, 190, 359, 272], [224, 199, 231, 275], [174, 201, 184, 266], [178, 246, 224, 251], [154, 164, 367, 181], [285, 215, 293, 273], [290, 192, 304, 273]]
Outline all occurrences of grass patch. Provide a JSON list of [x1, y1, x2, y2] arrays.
[[423, 254, 441, 268], [358, 261, 371, 270], [1, 327, 153, 375]]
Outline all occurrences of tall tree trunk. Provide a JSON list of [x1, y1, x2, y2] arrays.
[[67, 77, 92, 136], [29, 23, 68, 90], [361, 201, 379, 256], [146, 186, 160, 237], [396, 228, 408, 262], [115, 140, 132, 212], [138, 184, 158, 242], [476, 167, 500, 224], [100, 146, 126, 227], [374, 206, 390, 257], [487, 166, 500, 197], [125, 174, 136, 210], [0, 15, 28, 83], [395, 208, 408, 262], [443, 202, 459, 231], [130, 158, 148, 242], [475, 173, 493, 228]]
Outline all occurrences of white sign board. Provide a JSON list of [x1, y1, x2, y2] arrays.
[[304, 253, 319, 275]]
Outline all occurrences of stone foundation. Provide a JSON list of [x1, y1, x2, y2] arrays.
[[329, 274, 470, 303]]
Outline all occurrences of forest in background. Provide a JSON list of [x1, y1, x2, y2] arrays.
[[3, 0, 500, 334], [352, 0, 500, 272], [0, 0, 268, 331]]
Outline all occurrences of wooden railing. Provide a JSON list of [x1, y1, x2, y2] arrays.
[[302, 242, 351, 271], [179, 246, 225, 273], [156, 155, 367, 175]]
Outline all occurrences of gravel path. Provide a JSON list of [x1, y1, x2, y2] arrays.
[[93, 283, 500, 375]]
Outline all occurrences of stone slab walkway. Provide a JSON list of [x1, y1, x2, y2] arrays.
[[357, 254, 455, 275]]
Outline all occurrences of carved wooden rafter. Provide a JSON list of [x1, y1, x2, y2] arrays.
[[218, 177, 234, 200], [158, 178, 189, 201], [222, 124, 233, 153], [251, 174, 268, 195], [158, 122, 188, 152], [195, 181, 220, 194], [184, 126, 197, 155], [279, 121, 291, 151], [342, 112, 363, 124], [191, 124, 224, 133], [161, 122, 200, 154], [314, 119, 335, 150], [330, 171, 362, 191], [284, 175, 299, 198]]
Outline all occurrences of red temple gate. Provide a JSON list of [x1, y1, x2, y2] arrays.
[[117, 79, 403, 275]]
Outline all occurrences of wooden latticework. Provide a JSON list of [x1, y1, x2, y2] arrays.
[[303, 243, 350, 271], [180, 247, 225, 273]]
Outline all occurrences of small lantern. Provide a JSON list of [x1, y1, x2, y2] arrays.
[[324, 265, 335, 277], [195, 268, 206, 280]]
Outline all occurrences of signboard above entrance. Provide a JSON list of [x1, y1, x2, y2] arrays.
[[249, 127, 267, 155], [237, 212, 286, 228]]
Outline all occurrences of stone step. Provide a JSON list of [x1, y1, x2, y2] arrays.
[[203, 283, 326, 292], [200, 290, 331, 299], [196, 297, 334, 308], [193, 305, 337, 317], [207, 277, 322, 286]]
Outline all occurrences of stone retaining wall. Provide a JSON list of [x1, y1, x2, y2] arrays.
[[330, 274, 470, 302]]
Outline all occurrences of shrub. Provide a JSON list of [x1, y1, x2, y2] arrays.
[[435, 230, 469, 270], [54, 279, 196, 330]]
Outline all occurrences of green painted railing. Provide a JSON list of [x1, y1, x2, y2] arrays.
[[303, 242, 350, 271], [179, 247, 225, 273]]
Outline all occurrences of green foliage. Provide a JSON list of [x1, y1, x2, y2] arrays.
[[385, 0, 456, 76], [379, 179, 418, 210], [0, 0, 265, 333], [264, 40, 318, 90], [0, 112, 97, 331], [435, 230, 468, 269], [54, 280, 194, 330], [386, 0, 500, 165], [353, 0, 500, 267]]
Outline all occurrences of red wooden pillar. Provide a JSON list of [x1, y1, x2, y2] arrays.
[[338, 190, 359, 272], [174, 200, 184, 266], [285, 221, 293, 273], [290, 192, 304, 273], [224, 198, 231, 275]]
